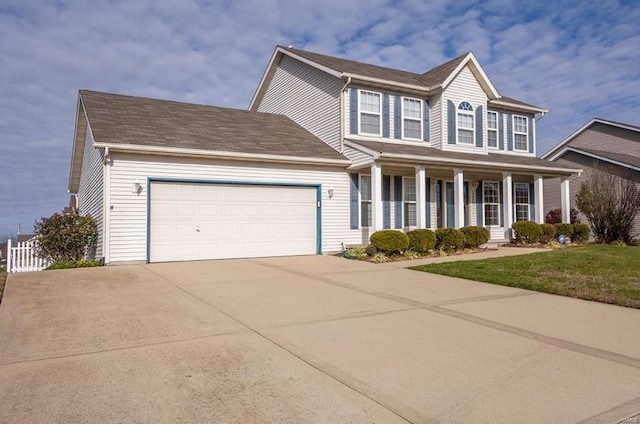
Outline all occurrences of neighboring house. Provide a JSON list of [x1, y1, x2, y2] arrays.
[[69, 46, 580, 264], [543, 118, 640, 235]]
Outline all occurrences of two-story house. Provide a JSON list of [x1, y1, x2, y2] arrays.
[[68, 46, 580, 264]]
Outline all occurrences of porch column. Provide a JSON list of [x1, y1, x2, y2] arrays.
[[561, 176, 571, 223], [454, 168, 464, 229], [415, 166, 427, 228], [502, 172, 513, 237], [371, 162, 383, 231], [534, 174, 544, 224]]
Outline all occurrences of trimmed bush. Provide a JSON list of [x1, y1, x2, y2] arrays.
[[571, 223, 591, 243], [512, 220, 542, 244], [555, 223, 573, 240], [540, 223, 557, 244], [407, 229, 436, 253], [435, 228, 465, 252], [46, 260, 101, 270], [369, 230, 409, 255], [460, 226, 490, 248], [34, 209, 98, 262]]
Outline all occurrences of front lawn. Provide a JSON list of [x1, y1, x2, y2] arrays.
[[412, 245, 640, 308]]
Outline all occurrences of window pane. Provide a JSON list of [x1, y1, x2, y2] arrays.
[[458, 129, 474, 144], [404, 203, 416, 226], [360, 113, 380, 134], [516, 205, 529, 221], [404, 120, 421, 139], [361, 202, 372, 227], [515, 133, 527, 150], [515, 184, 529, 204], [360, 92, 380, 113], [487, 112, 497, 129], [458, 101, 473, 111], [483, 183, 499, 203], [360, 176, 371, 201], [488, 130, 497, 147], [484, 204, 500, 226], [457, 113, 474, 129], [403, 98, 421, 119], [403, 178, 416, 201], [514, 116, 527, 133]]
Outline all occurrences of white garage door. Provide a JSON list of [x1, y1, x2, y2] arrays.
[[149, 182, 318, 263]]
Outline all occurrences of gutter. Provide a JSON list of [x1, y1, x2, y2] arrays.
[[92, 142, 351, 167]]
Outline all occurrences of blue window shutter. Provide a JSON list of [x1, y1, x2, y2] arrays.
[[475, 105, 483, 147], [447, 100, 456, 144], [394, 96, 401, 139], [383, 175, 391, 229], [350, 173, 359, 229], [528, 117, 534, 153], [529, 182, 535, 221], [425, 177, 431, 226], [394, 176, 402, 228], [498, 113, 505, 150], [476, 181, 483, 226], [349, 88, 358, 135], [423, 100, 430, 141], [506, 114, 513, 151], [382, 94, 390, 138], [499, 181, 504, 227]]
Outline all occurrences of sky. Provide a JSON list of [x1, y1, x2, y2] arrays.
[[1, 0, 639, 237]]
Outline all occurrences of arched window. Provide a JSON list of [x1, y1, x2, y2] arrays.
[[457, 101, 474, 144]]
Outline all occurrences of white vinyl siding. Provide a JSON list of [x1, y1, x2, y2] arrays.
[[256, 55, 342, 150], [107, 153, 357, 263], [514, 183, 530, 221], [403, 177, 416, 227], [487, 111, 498, 148], [76, 125, 104, 259], [360, 175, 372, 227], [430, 94, 442, 149], [359, 90, 381, 136], [483, 181, 500, 226], [402, 97, 422, 140], [442, 66, 487, 148], [513, 115, 528, 151]]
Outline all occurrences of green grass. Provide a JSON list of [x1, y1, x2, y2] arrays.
[[412, 245, 640, 308]]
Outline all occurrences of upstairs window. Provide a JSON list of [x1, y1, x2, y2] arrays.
[[359, 91, 381, 135], [514, 183, 530, 221], [513, 115, 528, 151], [402, 97, 422, 140], [487, 111, 498, 148], [483, 182, 500, 226], [457, 101, 474, 144], [360, 175, 372, 227], [403, 177, 417, 227]]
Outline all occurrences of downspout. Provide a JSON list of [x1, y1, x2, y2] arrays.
[[340, 76, 352, 154], [102, 147, 111, 264]]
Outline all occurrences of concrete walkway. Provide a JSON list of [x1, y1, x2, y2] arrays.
[[0, 251, 638, 423]]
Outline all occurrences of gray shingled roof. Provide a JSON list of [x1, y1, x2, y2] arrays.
[[573, 147, 640, 169], [80, 90, 347, 161], [282, 46, 541, 110], [348, 139, 580, 173]]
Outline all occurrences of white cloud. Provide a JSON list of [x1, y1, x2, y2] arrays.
[[1, 0, 639, 234]]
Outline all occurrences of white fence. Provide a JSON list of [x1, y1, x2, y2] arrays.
[[6, 238, 51, 273]]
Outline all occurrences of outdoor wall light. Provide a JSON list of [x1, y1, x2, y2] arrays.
[[328, 186, 334, 199], [132, 182, 143, 195]]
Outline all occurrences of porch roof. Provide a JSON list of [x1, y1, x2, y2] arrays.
[[345, 139, 582, 176]]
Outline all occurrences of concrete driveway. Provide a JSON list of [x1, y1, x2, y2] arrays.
[[1, 253, 639, 423]]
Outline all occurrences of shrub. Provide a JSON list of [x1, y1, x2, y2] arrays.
[[46, 260, 101, 270], [435, 228, 465, 252], [540, 224, 557, 244], [460, 226, 489, 248], [343, 246, 368, 260], [545, 208, 580, 224], [512, 220, 542, 244], [406, 229, 436, 253], [370, 252, 390, 263], [571, 224, 591, 243], [369, 230, 409, 255], [555, 223, 573, 239], [34, 209, 98, 262]]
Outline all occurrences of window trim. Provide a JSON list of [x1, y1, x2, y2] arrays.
[[514, 182, 530, 222], [358, 90, 382, 137], [359, 174, 372, 228], [403, 176, 417, 227], [456, 101, 475, 145], [512, 114, 529, 152], [487, 110, 498, 149], [482, 181, 500, 226], [401, 96, 423, 140]]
